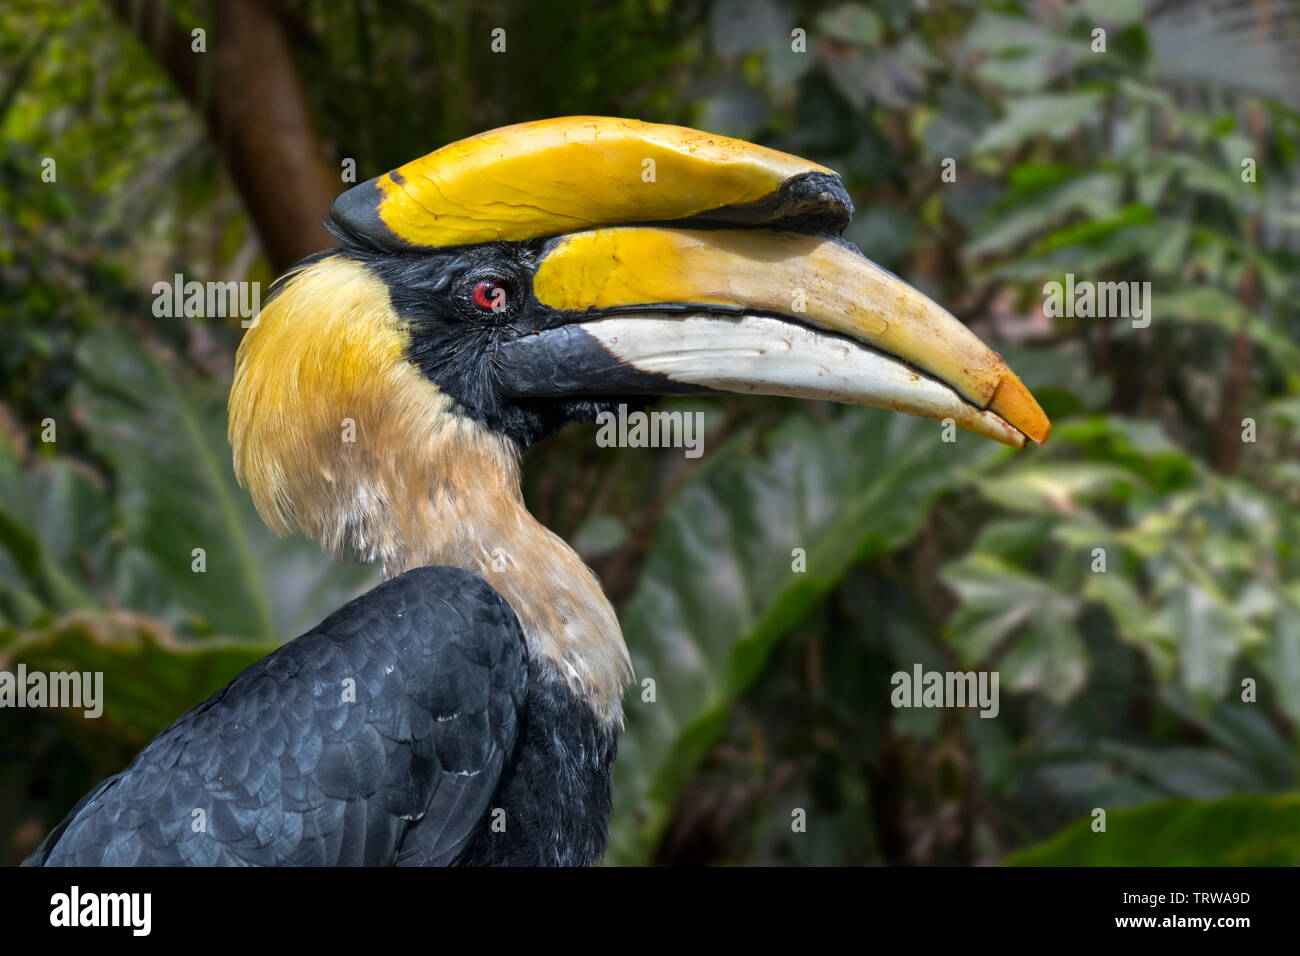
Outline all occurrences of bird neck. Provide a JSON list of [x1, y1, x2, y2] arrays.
[[382, 420, 632, 730]]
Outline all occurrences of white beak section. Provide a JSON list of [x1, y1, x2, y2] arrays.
[[580, 314, 1028, 448]]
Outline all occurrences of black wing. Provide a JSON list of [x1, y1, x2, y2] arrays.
[[25, 566, 527, 867]]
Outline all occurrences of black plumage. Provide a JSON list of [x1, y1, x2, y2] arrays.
[[25, 566, 615, 867]]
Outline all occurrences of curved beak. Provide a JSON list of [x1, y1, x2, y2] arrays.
[[325, 116, 1049, 447], [496, 226, 1050, 448]]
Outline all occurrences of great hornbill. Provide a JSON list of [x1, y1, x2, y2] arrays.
[[26, 117, 1049, 866]]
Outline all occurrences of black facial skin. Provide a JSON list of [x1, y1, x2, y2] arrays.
[[313, 219, 652, 450]]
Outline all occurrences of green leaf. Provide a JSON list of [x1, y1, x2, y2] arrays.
[[0, 435, 105, 617], [1077, 0, 1146, 28], [1000, 605, 1089, 702], [72, 328, 374, 641], [0, 610, 275, 741], [973, 46, 1081, 95], [1005, 795, 1300, 865], [941, 551, 1087, 701], [1162, 584, 1246, 700], [815, 4, 882, 47], [607, 408, 1003, 864], [1160, 286, 1300, 374], [1261, 603, 1300, 724], [1031, 202, 1155, 253], [973, 462, 1137, 515], [966, 171, 1123, 259], [1053, 416, 1195, 492], [965, 11, 1060, 54], [1085, 572, 1176, 678], [973, 92, 1104, 153], [710, 0, 788, 57], [1160, 690, 1295, 786]]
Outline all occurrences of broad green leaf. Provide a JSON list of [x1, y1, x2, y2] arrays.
[[0, 610, 275, 741], [964, 11, 1060, 54], [607, 408, 1003, 864], [1095, 740, 1272, 798], [1032, 202, 1155, 253], [973, 92, 1104, 153], [941, 551, 1086, 701], [973, 45, 1080, 94], [985, 222, 1164, 279], [1162, 584, 1249, 701], [0, 435, 104, 617], [1159, 286, 1300, 373], [72, 328, 374, 641], [1052, 416, 1195, 491], [710, 0, 787, 57], [1005, 795, 1300, 865], [973, 462, 1136, 515], [966, 172, 1123, 258], [1078, 0, 1145, 26], [999, 606, 1089, 702], [1085, 571, 1176, 677], [1160, 690, 1295, 786], [815, 3, 881, 47], [1261, 603, 1300, 724]]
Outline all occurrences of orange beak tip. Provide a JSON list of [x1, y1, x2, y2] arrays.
[[989, 373, 1051, 447]]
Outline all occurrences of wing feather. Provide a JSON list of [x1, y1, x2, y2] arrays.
[[25, 566, 527, 867]]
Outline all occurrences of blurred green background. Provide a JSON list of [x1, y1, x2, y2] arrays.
[[2, 0, 1299, 866]]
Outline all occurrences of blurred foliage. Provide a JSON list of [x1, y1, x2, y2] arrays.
[[1, 0, 1298, 866], [609, 406, 1006, 862]]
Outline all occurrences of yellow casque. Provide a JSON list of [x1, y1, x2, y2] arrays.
[[366, 116, 835, 248]]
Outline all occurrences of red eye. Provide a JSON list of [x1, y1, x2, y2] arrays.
[[472, 280, 507, 312]]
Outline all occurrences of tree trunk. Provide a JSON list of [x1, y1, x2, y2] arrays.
[[106, 0, 335, 272]]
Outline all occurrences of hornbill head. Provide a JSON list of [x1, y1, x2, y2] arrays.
[[229, 116, 1049, 724]]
